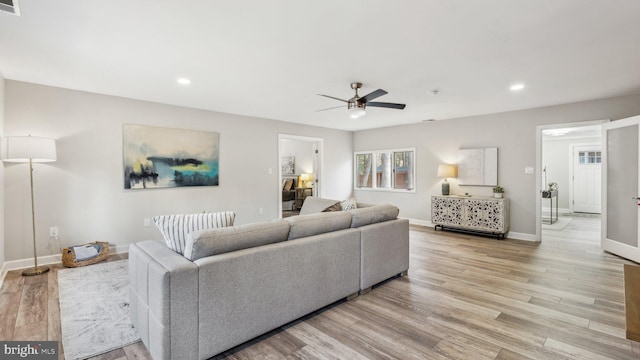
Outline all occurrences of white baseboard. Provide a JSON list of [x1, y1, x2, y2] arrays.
[[506, 231, 538, 242], [406, 218, 538, 242], [0, 244, 130, 288], [406, 218, 433, 227], [541, 207, 571, 215]]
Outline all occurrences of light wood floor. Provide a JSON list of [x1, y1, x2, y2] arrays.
[[2, 221, 640, 360]]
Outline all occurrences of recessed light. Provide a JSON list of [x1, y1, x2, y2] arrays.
[[177, 78, 191, 85], [510, 83, 525, 91]]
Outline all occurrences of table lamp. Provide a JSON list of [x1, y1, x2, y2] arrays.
[[300, 173, 312, 188], [437, 164, 457, 196]]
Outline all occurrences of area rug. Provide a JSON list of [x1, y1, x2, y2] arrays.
[[58, 260, 140, 360], [542, 216, 572, 230]]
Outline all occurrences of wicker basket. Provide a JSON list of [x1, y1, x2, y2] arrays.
[[62, 241, 110, 268]]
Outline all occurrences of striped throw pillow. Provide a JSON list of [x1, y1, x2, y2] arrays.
[[153, 211, 236, 255]]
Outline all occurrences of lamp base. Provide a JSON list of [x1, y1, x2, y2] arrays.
[[22, 265, 50, 276], [441, 181, 450, 196]]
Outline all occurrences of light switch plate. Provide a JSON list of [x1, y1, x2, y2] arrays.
[[525, 167, 534, 175]]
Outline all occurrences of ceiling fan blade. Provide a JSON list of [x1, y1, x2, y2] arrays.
[[366, 102, 406, 110], [315, 105, 345, 112], [317, 94, 348, 103], [359, 89, 388, 103]]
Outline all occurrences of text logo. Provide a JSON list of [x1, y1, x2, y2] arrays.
[[1, 342, 57, 359]]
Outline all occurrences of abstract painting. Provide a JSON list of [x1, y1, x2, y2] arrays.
[[123, 124, 219, 189], [281, 156, 295, 175]]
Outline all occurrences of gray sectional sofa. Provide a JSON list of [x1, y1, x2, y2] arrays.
[[128, 197, 409, 360]]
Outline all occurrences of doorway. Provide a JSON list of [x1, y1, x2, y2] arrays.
[[278, 134, 323, 218], [536, 120, 607, 242]]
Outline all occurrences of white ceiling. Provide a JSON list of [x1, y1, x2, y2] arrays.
[[1, 1, 640, 131]]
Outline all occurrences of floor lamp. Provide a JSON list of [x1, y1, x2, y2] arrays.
[[2, 135, 57, 276]]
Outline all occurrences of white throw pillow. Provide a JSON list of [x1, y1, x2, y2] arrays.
[[153, 211, 236, 254], [340, 198, 357, 211]]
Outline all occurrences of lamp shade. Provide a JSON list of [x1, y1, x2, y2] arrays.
[[437, 164, 457, 178], [2, 136, 57, 163]]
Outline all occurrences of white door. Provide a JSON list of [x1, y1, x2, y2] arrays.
[[602, 115, 640, 263], [573, 145, 602, 213]]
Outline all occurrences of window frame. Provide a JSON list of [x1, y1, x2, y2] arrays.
[[354, 147, 416, 193]]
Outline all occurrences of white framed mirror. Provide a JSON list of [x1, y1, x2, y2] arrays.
[[458, 147, 498, 186]]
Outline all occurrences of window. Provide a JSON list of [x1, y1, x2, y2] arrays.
[[354, 148, 415, 191], [579, 150, 601, 164], [356, 153, 373, 188]]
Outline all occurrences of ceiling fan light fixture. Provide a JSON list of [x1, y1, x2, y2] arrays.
[[348, 101, 366, 119], [317, 82, 405, 116], [349, 107, 366, 119]]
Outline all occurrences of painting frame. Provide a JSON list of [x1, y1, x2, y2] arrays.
[[123, 124, 220, 190]]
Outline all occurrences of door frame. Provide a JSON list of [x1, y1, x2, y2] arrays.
[[278, 134, 324, 217], [569, 143, 601, 214], [535, 119, 609, 242]]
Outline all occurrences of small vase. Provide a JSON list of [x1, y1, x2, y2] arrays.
[[494, 193, 503, 198]]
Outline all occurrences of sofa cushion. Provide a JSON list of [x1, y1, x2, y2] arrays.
[[285, 212, 352, 240], [184, 219, 290, 261], [153, 211, 236, 254], [299, 197, 341, 215], [348, 204, 399, 228]]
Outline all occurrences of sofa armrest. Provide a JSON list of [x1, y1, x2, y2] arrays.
[[359, 218, 410, 290], [129, 240, 199, 360]]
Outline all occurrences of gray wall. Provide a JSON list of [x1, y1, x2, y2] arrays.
[[5, 79, 640, 260], [353, 93, 640, 236], [3, 81, 353, 261]]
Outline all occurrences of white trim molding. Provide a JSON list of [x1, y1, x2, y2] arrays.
[[407, 218, 537, 242], [407, 218, 432, 227], [0, 243, 130, 287], [536, 119, 610, 242]]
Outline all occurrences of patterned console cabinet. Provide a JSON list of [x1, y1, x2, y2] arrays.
[[431, 196, 510, 239]]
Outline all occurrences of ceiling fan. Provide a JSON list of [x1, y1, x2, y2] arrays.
[[317, 82, 406, 119]]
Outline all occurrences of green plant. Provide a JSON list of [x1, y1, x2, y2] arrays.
[[492, 186, 504, 193]]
